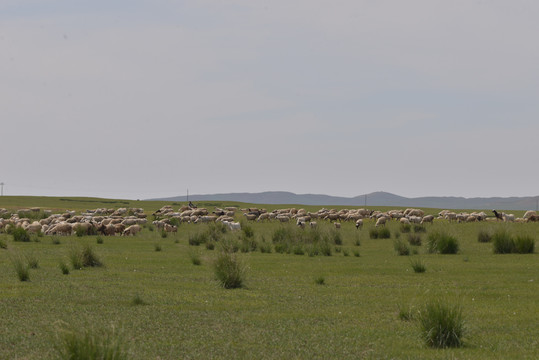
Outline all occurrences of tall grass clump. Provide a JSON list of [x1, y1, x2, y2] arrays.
[[55, 324, 129, 360], [369, 227, 391, 239], [0, 238, 7, 249], [492, 229, 514, 254], [398, 303, 415, 321], [12, 227, 31, 242], [400, 224, 411, 233], [314, 276, 325, 285], [131, 293, 148, 306], [96, 236, 104, 244], [189, 251, 202, 265], [419, 299, 465, 348], [477, 229, 493, 243], [70, 244, 103, 269], [188, 232, 209, 246], [59, 261, 70, 275], [213, 251, 246, 289], [11, 255, 30, 281], [393, 239, 410, 256], [25, 253, 39, 269], [427, 231, 459, 254], [407, 233, 422, 246], [413, 225, 427, 233], [331, 229, 343, 245], [242, 224, 255, 238], [513, 235, 535, 254], [410, 258, 426, 273]]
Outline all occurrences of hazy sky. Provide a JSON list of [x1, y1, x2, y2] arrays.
[[2, 0, 538, 199]]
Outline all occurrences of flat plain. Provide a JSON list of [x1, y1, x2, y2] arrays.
[[1, 197, 538, 359]]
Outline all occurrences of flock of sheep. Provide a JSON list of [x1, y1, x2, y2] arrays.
[[1, 205, 537, 237]]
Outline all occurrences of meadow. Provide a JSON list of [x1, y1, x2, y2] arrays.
[[1, 197, 538, 359]]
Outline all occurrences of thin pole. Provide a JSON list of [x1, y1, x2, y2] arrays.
[[364, 194, 367, 207], [0, 182, 4, 196], [187, 188, 189, 203]]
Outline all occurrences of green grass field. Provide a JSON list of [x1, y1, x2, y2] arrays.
[[1, 197, 538, 359]]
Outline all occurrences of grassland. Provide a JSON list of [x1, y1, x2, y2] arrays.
[[0, 197, 538, 359]]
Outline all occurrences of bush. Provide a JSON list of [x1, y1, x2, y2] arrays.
[[513, 235, 535, 254], [331, 229, 343, 245], [55, 324, 129, 360], [213, 251, 246, 289], [410, 258, 426, 273], [131, 293, 148, 306], [59, 261, 70, 275], [419, 300, 465, 348], [342, 248, 350, 256], [242, 224, 255, 238], [353, 250, 360, 257], [189, 251, 202, 265], [427, 231, 459, 254], [492, 230, 514, 254], [370, 227, 391, 239], [413, 225, 427, 233], [11, 255, 30, 281], [477, 230, 492, 243], [189, 232, 209, 246], [96, 236, 104, 244], [240, 235, 258, 253], [407, 233, 422, 246], [70, 244, 103, 269], [12, 227, 30, 242], [205, 241, 215, 250], [0, 238, 7, 249], [314, 276, 325, 285], [154, 243, 162, 252], [25, 253, 39, 269], [394, 239, 410, 256], [400, 224, 411, 233]]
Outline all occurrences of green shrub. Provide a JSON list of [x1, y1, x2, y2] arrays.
[[59, 261, 70, 275], [205, 241, 215, 250], [342, 248, 350, 256], [413, 225, 427, 233], [0, 238, 7, 249], [96, 236, 104, 244], [410, 258, 426, 273], [353, 250, 360, 257], [131, 293, 148, 306], [189, 251, 202, 265], [407, 233, 422, 246], [394, 239, 410, 256], [331, 229, 343, 245], [400, 224, 411, 233], [513, 235, 535, 254], [160, 230, 168, 238], [70, 244, 103, 269], [353, 234, 361, 246], [477, 230, 492, 243], [242, 224, 255, 238], [427, 231, 459, 254], [334, 246, 342, 253], [314, 276, 325, 285], [398, 303, 415, 321], [492, 230, 514, 254], [189, 232, 209, 246], [55, 324, 129, 360], [154, 243, 162, 252], [419, 300, 465, 348], [319, 240, 332, 256], [370, 227, 391, 239], [12, 227, 30, 242], [292, 245, 305, 255], [25, 253, 39, 269], [259, 238, 272, 253], [240, 235, 258, 253], [213, 251, 246, 289], [11, 255, 30, 281]]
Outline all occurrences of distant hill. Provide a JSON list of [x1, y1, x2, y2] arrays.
[[148, 191, 539, 211]]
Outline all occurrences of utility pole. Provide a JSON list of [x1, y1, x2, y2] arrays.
[[187, 188, 189, 203], [364, 194, 367, 207], [0, 182, 4, 196]]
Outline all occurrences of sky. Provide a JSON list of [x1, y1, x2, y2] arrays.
[[1, 0, 538, 200]]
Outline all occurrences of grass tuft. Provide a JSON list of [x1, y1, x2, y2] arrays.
[[492, 229, 514, 254], [213, 251, 246, 289], [410, 258, 426, 273], [55, 324, 129, 360], [12, 227, 31, 242], [407, 233, 422, 246], [427, 231, 459, 254], [11, 254, 30, 281], [419, 299, 465, 348], [59, 261, 70, 275], [477, 230, 492, 243], [189, 251, 202, 265], [314, 276, 325, 285], [393, 239, 410, 256], [131, 293, 148, 306]]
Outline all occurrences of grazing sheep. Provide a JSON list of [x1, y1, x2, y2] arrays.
[[355, 219, 363, 229], [375, 217, 387, 227], [334, 222, 341, 229], [420, 215, 434, 225], [122, 224, 141, 236], [309, 221, 318, 229], [399, 217, 410, 225]]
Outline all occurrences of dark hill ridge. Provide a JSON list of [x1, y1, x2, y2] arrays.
[[148, 191, 539, 211]]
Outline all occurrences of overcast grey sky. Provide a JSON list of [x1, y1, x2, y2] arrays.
[[1, 0, 538, 199]]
